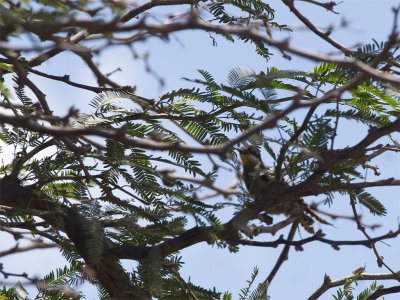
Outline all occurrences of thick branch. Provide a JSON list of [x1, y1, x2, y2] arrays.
[[0, 176, 150, 299], [366, 285, 400, 300]]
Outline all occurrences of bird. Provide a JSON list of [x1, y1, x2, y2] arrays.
[[238, 146, 329, 233]]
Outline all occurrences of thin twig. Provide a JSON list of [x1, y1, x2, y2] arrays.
[[282, 0, 348, 53], [349, 194, 398, 276], [0, 240, 57, 258], [264, 222, 298, 284]]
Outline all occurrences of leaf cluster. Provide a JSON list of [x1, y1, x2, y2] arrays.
[[1, 35, 400, 297]]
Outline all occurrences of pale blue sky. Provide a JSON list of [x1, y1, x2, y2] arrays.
[[2, 1, 400, 299]]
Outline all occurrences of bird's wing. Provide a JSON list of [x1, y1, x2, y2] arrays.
[[258, 167, 275, 183]]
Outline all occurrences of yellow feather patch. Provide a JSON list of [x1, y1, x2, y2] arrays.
[[239, 153, 251, 167]]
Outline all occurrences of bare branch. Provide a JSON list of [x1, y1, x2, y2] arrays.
[[349, 195, 398, 275], [239, 226, 400, 251], [29, 68, 132, 93], [298, 0, 338, 12], [309, 271, 400, 300], [0, 240, 57, 258], [282, 0, 345, 52], [264, 223, 298, 285], [366, 285, 400, 300]]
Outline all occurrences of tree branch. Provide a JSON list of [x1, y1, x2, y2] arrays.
[[264, 222, 298, 284], [0, 240, 56, 258], [281, 0, 346, 52], [0, 176, 151, 299], [308, 271, 400, 300], [349, 194, 398, 275], [366, 285, 400, 300]]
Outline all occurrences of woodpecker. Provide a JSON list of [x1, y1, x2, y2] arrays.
[[238, 146, 328, 233]]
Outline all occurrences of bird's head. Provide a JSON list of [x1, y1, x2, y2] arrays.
[[238, 146, 264, 169]]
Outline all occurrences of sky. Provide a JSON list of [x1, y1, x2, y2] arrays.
[[2, 0, 400, 299]]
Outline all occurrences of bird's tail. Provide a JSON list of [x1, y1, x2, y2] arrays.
[[295, 199, 332, 233], [304, 206, 332, 226]]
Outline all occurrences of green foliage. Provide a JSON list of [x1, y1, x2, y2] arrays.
[[353, 191, 387, 216], [324, 108, 387, 126], [1, 282, 31, 300], [333, 276, 383, 300], [238, 267, 268, 300], [207, 0, 289, 59], [4, 60, 395, 296], [2, 0, 400, 298], [352, 39, 400, 67], [332, 268, 365, 300], [0, 264, 83, 300], [132, 253, 222, 299], [37, 262, 84, 299], [0, 286, 20, 300], [2, 32, 398, 298], [356, 281, 382, 300]]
